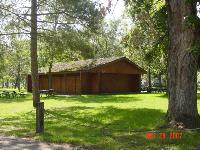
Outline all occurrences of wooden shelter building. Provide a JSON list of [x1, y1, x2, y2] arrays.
[[27, 57, 146, 94]]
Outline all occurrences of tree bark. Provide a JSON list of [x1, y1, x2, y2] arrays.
[[166, 0, 200, 128], [31, 0, 40, 107], [148, 67, 152, 93], [6, 80, 9, 88], [31, 0, 44, 133], [16, 63, 21, 92]]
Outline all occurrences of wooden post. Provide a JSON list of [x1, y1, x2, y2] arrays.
[[36, 102, 44, 133], [80, 72, 82, 94], [74, 75, 76, 94], [138, 74, 141, 93], [64, 73, 66, 94], [98, 72, 101, 94]]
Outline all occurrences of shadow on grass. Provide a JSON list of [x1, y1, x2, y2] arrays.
[[197, 93, 200, 100], [1, 105, 200, 149], [156, 93, 168, 98], [43, 94, 142, 103], [157, 93, 200, 101], [0, 105, 167, 149]]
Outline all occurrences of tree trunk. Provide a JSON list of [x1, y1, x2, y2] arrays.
[[6, 80, 9, 88], [16, 63, 21, 92], [158, 73, 162, 88], [31, 0, 40, 107], [31, 0, 40, 108], [166, 0, 200, 128], [14, 77, 17, 89], [31, 0, 44, 133], [148, 67, 152, 93]]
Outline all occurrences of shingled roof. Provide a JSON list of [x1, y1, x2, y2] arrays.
[[39, 57, 146, 73]]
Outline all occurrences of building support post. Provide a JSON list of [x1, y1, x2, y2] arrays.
[[98, 72, 101, 94], [80, 72, 82, 94]]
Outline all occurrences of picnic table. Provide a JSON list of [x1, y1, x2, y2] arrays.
[[40, 89, 55, 97]]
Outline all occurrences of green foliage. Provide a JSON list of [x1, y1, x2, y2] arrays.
[[123, 0, 167, 75], [90, 19, 126, 58], [0, 43, 6, 80], [184, 15, 200, 28], [192, 37, 200, 54], [39, 0, 104, 32], [183, 5, 200, 55], [3, 38, 30, 88], [37, 0, 105, 68], [185, 0, 200, 4]]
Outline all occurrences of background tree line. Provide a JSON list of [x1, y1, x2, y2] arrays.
[[0, 0, 167, 91]]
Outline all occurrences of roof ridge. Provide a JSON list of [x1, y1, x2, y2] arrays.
[[54, 56, 125, 64], [39, 56, 146, 74]]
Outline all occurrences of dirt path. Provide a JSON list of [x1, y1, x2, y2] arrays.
[[0, 136, 91, 150]]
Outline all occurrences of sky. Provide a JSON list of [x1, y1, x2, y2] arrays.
[[94, 0, 126, 20], [106, 0, 126, 20], [93, 0, 133, 30]]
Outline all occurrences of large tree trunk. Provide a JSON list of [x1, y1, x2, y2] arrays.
[[166, 0, 200, 128]]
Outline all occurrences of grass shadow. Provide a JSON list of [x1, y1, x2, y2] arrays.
[[156, 93, 168, 98], [0, 105, 167, 149], [1, 94, 200, 149], [157, 93, 200, 101]]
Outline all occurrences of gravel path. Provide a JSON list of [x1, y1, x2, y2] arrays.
[[0, 136, 92, 150]]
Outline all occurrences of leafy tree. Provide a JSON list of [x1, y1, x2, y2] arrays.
[[90, 19, 126, 58], [0, 38, 30, 90], [10, 38, 30, 91], [36, 0, 105, 89], [125, 0, 200, 128], [124, 0, 167, 90]]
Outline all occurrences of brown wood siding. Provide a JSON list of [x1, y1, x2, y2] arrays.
[[93, 60, 143, 74], [100, 73, 140, 93], [52, 75, 63, 93], [35, 73, 81, 94], [28, 58, 144, 94], [50, 74, 80, 94], [27, 75, 32, 92], [39, 75, 48, 90], [64, 75, 80, 94], [80, 73, 99, 94]]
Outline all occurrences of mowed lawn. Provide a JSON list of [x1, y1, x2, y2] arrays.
[[0, 93, 200, 150]]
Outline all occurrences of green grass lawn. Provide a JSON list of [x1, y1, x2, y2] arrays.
[[0, 93, 200, 150]]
